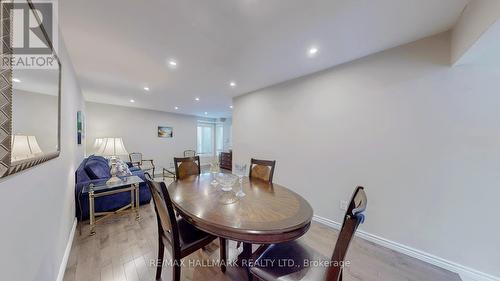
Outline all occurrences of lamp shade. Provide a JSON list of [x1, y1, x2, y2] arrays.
[[96, 138, 128, 156], [11, 135, 43, 161], [93, 138, 104, 152]]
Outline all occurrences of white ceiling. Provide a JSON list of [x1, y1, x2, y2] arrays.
[[60, 0, 468, 118], [13, 68, 59, 96]]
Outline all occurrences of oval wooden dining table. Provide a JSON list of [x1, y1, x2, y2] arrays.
[[167, 173, 314, 272]]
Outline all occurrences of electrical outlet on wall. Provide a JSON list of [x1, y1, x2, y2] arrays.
[[340, 200, 348, 211]]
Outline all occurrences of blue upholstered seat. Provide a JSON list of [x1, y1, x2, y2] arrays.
[[75, 155, 152, 221]]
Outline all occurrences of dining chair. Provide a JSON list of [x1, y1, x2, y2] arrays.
[[183, 149, 196, 157], [174, 156, 201, 180], [249, 158, 276, 183], [237, 158, 277, 249], [250, 186, 367, 281], [129, 152, 155, 176], [145, 173, 227, 281]]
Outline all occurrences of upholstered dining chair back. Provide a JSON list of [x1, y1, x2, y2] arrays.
[[183, 150, 196, 157], [174, 156, 201, 180], [249, 158, 276, 183], [145, 173, 180, 250], [129, 152, 143, 166], [325, 186, 367, 281]]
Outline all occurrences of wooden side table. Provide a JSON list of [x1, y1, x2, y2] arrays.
[[162, 167, 176, 181]]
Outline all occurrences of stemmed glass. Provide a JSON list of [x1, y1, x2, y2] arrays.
[[234, 164, 247, 198], [210, 158, 220, 186]]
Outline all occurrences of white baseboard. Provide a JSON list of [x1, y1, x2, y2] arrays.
[[56, 218, 77, 281], [313, 215, 499, 281]]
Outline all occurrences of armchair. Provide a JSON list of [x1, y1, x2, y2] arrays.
[[129, 152, 155, 176], [183, 150, 196, 157]]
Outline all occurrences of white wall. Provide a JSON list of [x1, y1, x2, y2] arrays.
[[221, 117, 233, 152], [86, 102, 211, 169], [13, 90, 59, 153], [0, 37, 85, 281], [233, 33, 500, 279]]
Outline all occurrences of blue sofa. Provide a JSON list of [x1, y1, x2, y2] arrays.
[[75, 155, 152, 221]]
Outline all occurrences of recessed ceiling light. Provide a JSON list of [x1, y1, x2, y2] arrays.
[[229, 81, 236, 87], [129, 99, 135, 103], [13, 78, 21, 83], [204, 112, 208, 115], [195, 97, 200, 101], [308, 47, 319, 57], [174, 106, 179, 110], [143, 86, 150, 91], [168, 60, 178, 68], [230, 105, 233, 109]]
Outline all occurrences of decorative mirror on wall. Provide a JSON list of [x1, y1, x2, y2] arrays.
[[0, 0, 61, 179]]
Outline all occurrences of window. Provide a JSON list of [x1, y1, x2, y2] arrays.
[[215, 124, 224, 154], [197, 122, 214, 155], [197, 121, 225, 156]]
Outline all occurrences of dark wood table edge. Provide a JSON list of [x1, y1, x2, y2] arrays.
[[173, 201, 313, 244]]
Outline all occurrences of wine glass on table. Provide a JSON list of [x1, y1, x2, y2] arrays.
[[210, 158, 220, 186], [234, 164, 247, 198]]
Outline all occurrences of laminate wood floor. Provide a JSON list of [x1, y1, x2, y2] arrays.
[[64, 180, 461, 281]]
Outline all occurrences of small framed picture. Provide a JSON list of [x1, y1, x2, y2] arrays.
[[77, 111, 85, 144], [158, 126, 173, 138]]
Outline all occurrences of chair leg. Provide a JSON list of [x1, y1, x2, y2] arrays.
[[173, 259, 181, 281], [340, 269, 343, 281], [246, 266, 252, 281], [219, 237, 227, 273], [241, 243, 253, 281], [156, 237, 165, 280]]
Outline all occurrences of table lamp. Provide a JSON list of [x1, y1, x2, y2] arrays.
[[11, 135, 43, 162], [96, 137, 129, 184], [92, 138, 104, 154]]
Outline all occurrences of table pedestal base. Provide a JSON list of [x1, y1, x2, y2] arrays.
[[234, 243, 270, 280]]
